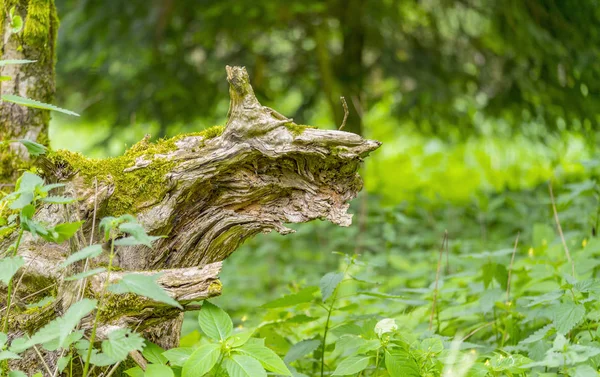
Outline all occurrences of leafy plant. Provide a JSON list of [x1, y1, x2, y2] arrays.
[[126, 301, 291, 377]]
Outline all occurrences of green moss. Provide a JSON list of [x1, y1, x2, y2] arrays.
[[284, 122, 315, 136], [98, 292, 178, 324], [45, 129, 224, 216], [0, 149, 29, 184], [47, 151, 174, 216], [172, 125, 224, 142], [208, 280, 222, 296], [329, 146, 349, 157], [23, 0, 52, 47]]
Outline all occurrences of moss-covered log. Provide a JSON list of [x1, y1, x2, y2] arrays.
[[1, 66, 380, 375]]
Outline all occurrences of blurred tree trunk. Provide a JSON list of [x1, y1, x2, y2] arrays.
[[315, 0, 365, 135], [0, 0, 58, 183], [336, 0, 365, 136]]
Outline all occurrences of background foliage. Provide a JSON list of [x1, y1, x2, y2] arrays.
[[33, 0, 600, 376]]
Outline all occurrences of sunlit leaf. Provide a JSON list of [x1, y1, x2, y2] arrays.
[[1, 94, 79, 116], [198, 301, 232, 340], [109, 273, 182, 309], [61, 244, 103, 268], [182, 343, 220, 377], [0, 256, 24, 285], [320, 272, 344, 302], [224, 354, 266, 377]]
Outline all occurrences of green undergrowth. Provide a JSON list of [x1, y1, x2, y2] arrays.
[[195, 159, 600, 376]]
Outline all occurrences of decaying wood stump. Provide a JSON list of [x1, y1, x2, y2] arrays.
[[1, 65, 380, 374]]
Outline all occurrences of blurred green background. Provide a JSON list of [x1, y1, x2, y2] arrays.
[[48, 0, 599, 328]]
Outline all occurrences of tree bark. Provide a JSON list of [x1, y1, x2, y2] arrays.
[[0, 0, 58, 183], [1, 65, 380, 375]]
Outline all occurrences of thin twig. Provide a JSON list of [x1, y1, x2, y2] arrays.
[[33, 344, 53, 376], [548, 181, 575, 276], [77, 177, 98, 302], [130, 350, 147, 371], [462, 322, 495, 341], [338, 96, 349, 131], [506, 232, 520, 301], [430, 230, 448, 331], [445, 231, 450, 274], [104, 360, 122, 377]]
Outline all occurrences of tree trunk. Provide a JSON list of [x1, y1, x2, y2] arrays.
[[0, 0, 58, 183], [1, 65, 380, 375]]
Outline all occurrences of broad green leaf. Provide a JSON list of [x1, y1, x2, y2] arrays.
[[51, 221, 84, 243], [284, 339, 321, 364], [9, 191, 33, 209], [385, 350, 420, 377], [1, 94, 80, 116], [332, 356, 371, 375], [228, 329, 254, 347], [102, 328, 145, 362], [57, 299, 97, 348], [118, 222, 158, 247], [0, 59, 35, 66], [236, 343, 291, 376], [42, 196, 76, 204], [65, 267, 106, 281], [224, 354, 267, 377], [16, 171, 44, 192], [553, 301, 586, 335], [43, 330, 83, 351], [61, 244, 103, 268], [145, 364, 174, 377], [330, 323, 363, 337], [87, 350, 119, 366], [10, 14, 23, 33], [142, 341, 168, 364], [181, 343, 220, 377], [8, 371, 27, 377], [320, 272, 344, 301], [198, 301, 233, 340], [109, 273, 183, 309], [10, 298, 97, 352], [419, 338, 444, 354], [0, 332, 7, 348], [26, 296, 54, 309], [374, 318, 398, 338], [15, 139, 47, 156], [162, 347, 193, 367], [124, 367, 145, 377], [573, 364, 598, 377], [114, 235, 162, 247], [40, 183, 65, 193], [57, 355, 71, 372], [0, 256, 24, 284], [519, 324, 554, 345], [261, 286, 319, 309], [0, 350, 20, 361]]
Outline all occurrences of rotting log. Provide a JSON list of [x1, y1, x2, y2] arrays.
[[1, 65, 380, 374]]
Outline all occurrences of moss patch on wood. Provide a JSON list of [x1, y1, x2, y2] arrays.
[[44, 126, 224, 216], [284, 122, 315, 136]]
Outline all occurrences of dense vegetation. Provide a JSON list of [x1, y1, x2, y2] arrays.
[[2, 1, 600, 376]]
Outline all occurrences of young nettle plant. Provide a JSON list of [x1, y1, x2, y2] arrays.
[[124, 301, 292, 377]]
